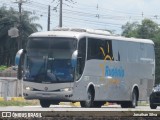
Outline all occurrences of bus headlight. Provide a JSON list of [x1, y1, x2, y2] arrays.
[[60, 88, 72, 92], [25, 86, 33, 91]]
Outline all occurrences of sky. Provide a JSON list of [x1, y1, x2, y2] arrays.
[[1, 0, 160, 34]]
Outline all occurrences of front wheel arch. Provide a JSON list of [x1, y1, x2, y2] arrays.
[[80, 84, 95, 108], [88, 85, 95, 99]]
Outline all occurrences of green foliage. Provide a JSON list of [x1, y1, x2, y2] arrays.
[[121, 19, 160, 84], [137, 19, 159, 39], [121, 19, 160, 39], [0, 65, 7, 71], [122, 22, 139, 37], [0, 6, 42, 66], [0, 100, 38, 106]]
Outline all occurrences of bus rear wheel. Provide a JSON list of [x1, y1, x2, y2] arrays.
[[80, 88, 94, 108], [93, 101, 105, 108], [40, 100, 51, 108], [121, 90, 138, 108], [130, 89, 138, 108]]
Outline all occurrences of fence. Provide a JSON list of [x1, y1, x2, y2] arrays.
[[0, 77, 22, 100]]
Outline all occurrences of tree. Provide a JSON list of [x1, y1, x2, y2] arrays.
[[21, 10, 42, 48], [121, 19, 160, 84], [137, 19, 159, 39], [122, 22, 139, 37], [0, 6, 42, 66]]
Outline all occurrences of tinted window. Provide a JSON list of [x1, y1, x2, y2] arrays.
[[27, 38, 49, 49], [127, 42, 139, 62], [87, 38, 113, 61], [50, 38, 77, 50], [117, 41, 128, 62]]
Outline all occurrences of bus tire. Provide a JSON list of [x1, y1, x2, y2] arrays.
[[130, 89, 138, 108], [51, 101, 60, 105], [40, 100, 51, 108], [121, 102, 130, 108], [80, 88, 94, 108], [93, 101, 105, 108], [121, 89, 138, 108]]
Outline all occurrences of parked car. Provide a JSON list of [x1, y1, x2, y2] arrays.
[[150, 84, 160, 109]]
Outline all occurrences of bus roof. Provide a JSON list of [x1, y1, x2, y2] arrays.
[[30, 28, 154, 45]]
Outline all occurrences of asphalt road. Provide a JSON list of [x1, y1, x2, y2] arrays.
[[1, 105, 160, 119], [0, 104, 160, 111]]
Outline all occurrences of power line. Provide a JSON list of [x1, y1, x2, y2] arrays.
[[1, 0, 160, 17], [62, 15, 122, 26], [75, 2, 155, 16], [1, 0, 160, 34], [1, 1, 159, 21], [63, 9, 129, 21], [63, 19, 122, 29]]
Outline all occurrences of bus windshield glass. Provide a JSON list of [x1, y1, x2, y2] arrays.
[[24, 37, 77, 83]]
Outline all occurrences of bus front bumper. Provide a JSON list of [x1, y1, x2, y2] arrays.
[[23, 90, 74, 101]]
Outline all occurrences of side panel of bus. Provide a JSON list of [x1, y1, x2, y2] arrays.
[[72, 37, 155, 102]]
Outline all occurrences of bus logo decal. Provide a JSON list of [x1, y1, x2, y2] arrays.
[[99, 43, 124, 79], [99, 42, 114, 61], [44, 87, 48, 91], [105, 66, 124, 78]]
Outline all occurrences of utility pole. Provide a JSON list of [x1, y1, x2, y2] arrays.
[[53, 0, 75, 27], [14, 0, 26, 50], [14, 0, 26, 98], [48, 5, 51, 31], [19, 1, 22, 50], [142, 12, 144, 18], [59, 0, 62, 27]]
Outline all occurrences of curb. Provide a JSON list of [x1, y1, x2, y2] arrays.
[[0, 97, 25, 101], [70, 102, 80, 106], [11, 97, 25, 101], [59, 102, 80, 107], [0, 97, 4, 101], [60, 102, 109, 107]]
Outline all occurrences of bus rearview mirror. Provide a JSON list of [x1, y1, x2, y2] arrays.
[[15, 49, 26, 80], [71, 50, 78, 67]]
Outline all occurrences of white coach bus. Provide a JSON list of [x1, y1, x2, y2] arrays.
[[15, 28, 155, 108]]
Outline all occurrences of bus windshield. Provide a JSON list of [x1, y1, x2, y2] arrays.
[[24, 37, 77, 83]]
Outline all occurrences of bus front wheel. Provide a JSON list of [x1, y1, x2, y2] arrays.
[[80, 88, 94, 108], [93, 101, 105, 108], [40, 100, 51, 108]]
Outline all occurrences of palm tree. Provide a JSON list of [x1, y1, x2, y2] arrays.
[[0, 6, 42, 66], [21, 10, 42, 48]]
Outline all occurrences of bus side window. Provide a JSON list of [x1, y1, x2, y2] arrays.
[[87, 38, 104, 60], [76, 38, 86, 80], [87, 38, 114, 61], [112, 40, 122, 61]]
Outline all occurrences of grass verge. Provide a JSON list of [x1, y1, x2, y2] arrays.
[[138, 101, 149, 106], [0, 100, 39, 106]]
